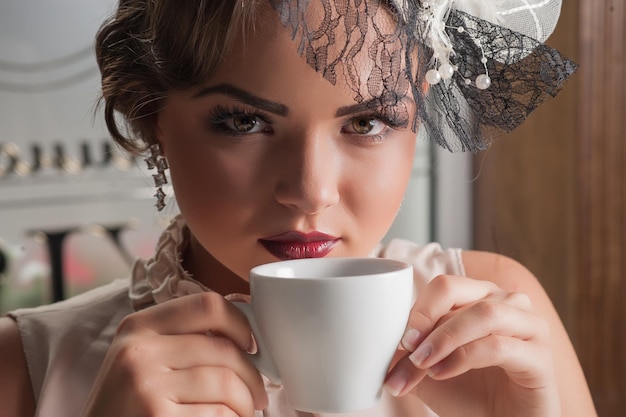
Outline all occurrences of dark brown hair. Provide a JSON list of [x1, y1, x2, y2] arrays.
[[95, 0, 258, 153]]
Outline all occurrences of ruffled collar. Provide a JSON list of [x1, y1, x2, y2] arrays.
[[129, 215, 250, 311]]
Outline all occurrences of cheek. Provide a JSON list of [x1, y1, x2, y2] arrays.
[[348, 139, 416, 227], [168, 149, 263, 216], [375, 138, 415, 195], [162, 134, 252, 219]]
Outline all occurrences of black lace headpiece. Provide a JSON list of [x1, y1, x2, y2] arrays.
[[269, 0, 577, 152]]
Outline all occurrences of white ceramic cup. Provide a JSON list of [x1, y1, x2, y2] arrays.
[[234, 257, 414, 413]]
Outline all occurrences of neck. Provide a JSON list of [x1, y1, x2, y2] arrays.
[[182, 234, 251, 296]]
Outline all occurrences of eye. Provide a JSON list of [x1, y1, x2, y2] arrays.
[[225, 114, 268, 133], [208, 105, 274, 135], [344, 116, 387, 136]]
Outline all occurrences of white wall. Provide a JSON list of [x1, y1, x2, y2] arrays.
[[433, 146, 473, 250]]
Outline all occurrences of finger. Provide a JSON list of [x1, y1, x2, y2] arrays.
[[161, 334, 268, 408], [158, 333, 253, 369], [426, 334, 553, 389], [408, 299, 548, 369], [384, 354, 428, 397], [120, 292, 253, 351], [175, 403, 240, 417], [400, 279, 533, 353], [399, 275, 501, 353], [401, 291, 533, 351], [163, 366, 261, 416], [436, 291, 535, 329], [410, 275, 501, 335], [500, 291, 534, 312]]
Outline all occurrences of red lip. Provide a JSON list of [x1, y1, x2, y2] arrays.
[[259, 231, 340, 260]]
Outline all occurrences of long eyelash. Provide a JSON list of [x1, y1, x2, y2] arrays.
[[369, 112, 410, 130], [343, 112, 409, 144], [207, 104, 274, 132]]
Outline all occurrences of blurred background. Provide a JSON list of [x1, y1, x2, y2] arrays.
[[0, 0, 167, 310], [0, 0, 623, 415]]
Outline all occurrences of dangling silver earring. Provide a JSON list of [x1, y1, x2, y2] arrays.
[[144, 143, 169, 211]]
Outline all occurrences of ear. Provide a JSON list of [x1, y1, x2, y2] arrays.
[[152, 113, 167, 155]]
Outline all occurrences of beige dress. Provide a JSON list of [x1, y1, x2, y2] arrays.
[[9, 216, 465, 417]]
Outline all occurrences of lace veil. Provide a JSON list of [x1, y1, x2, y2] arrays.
[[269, 0, 577, 152]]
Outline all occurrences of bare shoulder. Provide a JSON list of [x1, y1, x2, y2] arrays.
[[460, 250, 565, 333], [459, 250, 559, 326], [460, 250, 545, 295], [0, 316, 35, 417]]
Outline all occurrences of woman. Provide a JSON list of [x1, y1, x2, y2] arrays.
[[0, 0, 596, 416]]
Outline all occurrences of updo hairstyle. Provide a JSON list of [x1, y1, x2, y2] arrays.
[[95, 0, 259, 153]]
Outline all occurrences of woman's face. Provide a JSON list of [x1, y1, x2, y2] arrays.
[[156, 3, 418, 283]]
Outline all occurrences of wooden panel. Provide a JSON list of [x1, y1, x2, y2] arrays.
[[472, 0, 580, 330], [473, 0, 625, 415], [576, 0, 626, 414]]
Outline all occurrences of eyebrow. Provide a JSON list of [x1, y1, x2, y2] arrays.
[[192, 83, 289, 116], [335, 95, 409, 117], [193, 83, 408, 119]]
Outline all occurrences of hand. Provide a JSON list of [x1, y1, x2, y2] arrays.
[[384, 274, 561, 417], [81, 292, 268, 417]]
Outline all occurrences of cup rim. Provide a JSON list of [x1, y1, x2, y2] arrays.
[[249, 257, 412, 280]]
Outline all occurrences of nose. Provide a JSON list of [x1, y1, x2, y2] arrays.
[[273, 132, 341, 215]]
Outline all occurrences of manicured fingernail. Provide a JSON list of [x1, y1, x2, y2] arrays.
[[428, 362, 444, 378], [409, 342, 432, 366], [384, 368, 408, 397], [401, 328, 421, 352], [247, 334, 258, 354]]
